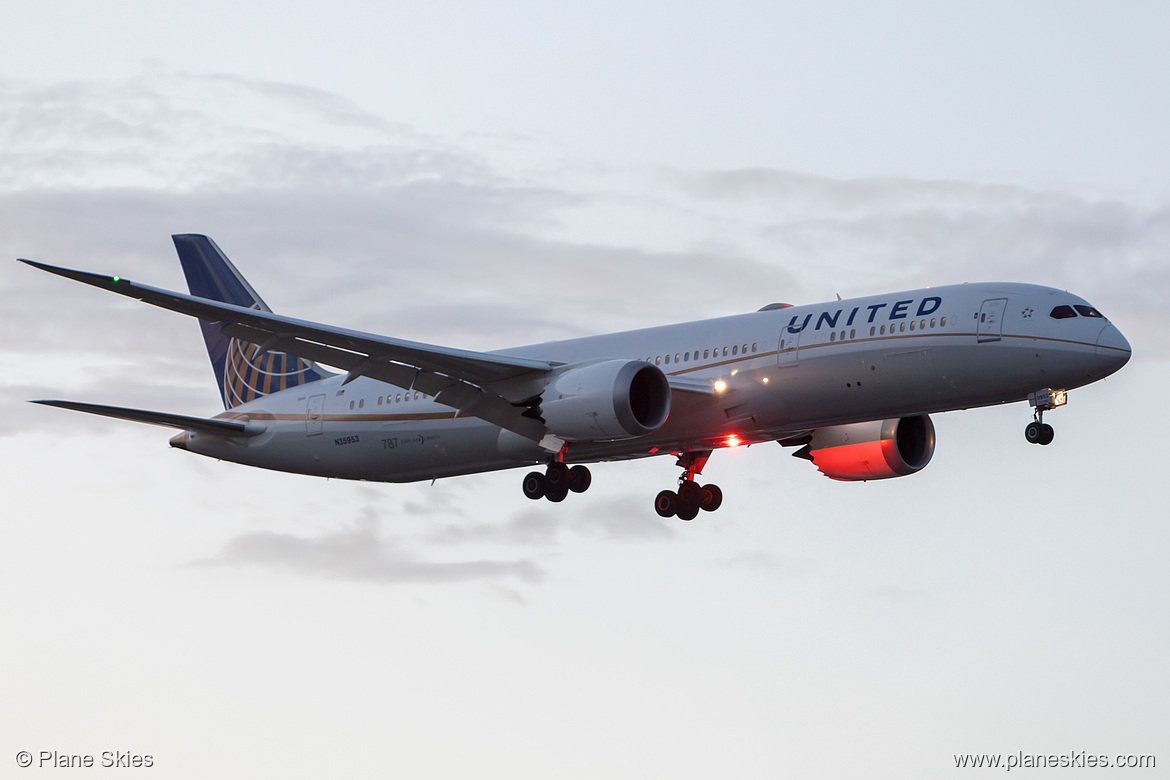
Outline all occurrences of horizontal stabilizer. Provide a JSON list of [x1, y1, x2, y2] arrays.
[[32, 400, 265, 437]]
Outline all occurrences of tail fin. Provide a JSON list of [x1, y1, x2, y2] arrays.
[[173, 234, 329, 409]]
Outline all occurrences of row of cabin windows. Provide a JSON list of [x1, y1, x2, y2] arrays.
[[349, 391, 428, 410], [867, 316, 947, 338], [648, 342, 759, 366]]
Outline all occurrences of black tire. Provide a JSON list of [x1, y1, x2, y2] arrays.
[[700, 483, 723, 512], [545, 486, 568, 503], [1025, 421, 1043, 444], [546, 462, 569, 488], [677, 502, 699, 521], [678, 480, 702, 506], [1039, 423, 1055, 446], [654, 490, 678, 518], [522, 471, 547, 500], [568, 465, 592, 493]]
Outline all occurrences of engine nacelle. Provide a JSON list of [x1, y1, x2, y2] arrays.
[[797, 415, 935, 481], [541, 359, 671, 441]]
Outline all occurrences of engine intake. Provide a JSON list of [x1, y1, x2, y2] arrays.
[[796, 415, 935, 481], [541, 360, 671, 441]]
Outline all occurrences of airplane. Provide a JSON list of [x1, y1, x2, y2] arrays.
[[21, 234, 1131, 520]]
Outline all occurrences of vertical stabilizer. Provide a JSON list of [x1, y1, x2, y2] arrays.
[[172, 234, 328, 409]]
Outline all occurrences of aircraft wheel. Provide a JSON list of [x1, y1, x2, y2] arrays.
[[567, 465, 592, 493], [678, 480, 702, 506], [1038, 423, 1054, 446], [545, 486, 568, 503], [654, 490, 678, 518], [1025, 421, 1043, 444], [700, 483, 723, 512], [546, 462, 569, 489], [676, 501, 700, 521], [522, 471, 547, 500]]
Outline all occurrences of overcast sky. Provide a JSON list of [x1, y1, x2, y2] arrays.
[[2, 2, 1167, 778]]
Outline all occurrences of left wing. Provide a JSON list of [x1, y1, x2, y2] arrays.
[[20, 260, 554, 440]]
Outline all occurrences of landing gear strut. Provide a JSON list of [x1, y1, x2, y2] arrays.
[[654, 450, 723, 520], [522, 461, 591, 503], [1025, 389, 1066, 446]]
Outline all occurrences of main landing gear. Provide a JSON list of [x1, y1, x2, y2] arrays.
[[522, 462, 592, 503], [654, 450, 723, 521], [1024, 388, 1067, 446]]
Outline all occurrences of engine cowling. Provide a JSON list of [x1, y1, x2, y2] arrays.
[[797, 415, 935, 481], [540, 359, 671, 441]]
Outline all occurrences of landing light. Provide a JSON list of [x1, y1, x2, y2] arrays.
[[762, 377, 769, 384], [725, 435, 741, 447], [713, 380, 727, 393]]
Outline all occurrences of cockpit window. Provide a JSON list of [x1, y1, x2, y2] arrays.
[[1049, 305, 1078, 319], [1074, 305, 1104, 318]]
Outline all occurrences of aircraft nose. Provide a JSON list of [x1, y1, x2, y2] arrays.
[[1096, 322, 1132, 375]]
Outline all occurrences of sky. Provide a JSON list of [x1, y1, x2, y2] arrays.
[[1, 2, 1168, 778]]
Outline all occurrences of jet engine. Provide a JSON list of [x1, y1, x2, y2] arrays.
[[794, 415, 935, 481], [540, 359, 670, 441]]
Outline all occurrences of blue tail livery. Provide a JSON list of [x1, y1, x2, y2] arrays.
[[172, 234, 329, 409]]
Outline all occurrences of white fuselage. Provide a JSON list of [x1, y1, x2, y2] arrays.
[[176, 282, 1131, 482]]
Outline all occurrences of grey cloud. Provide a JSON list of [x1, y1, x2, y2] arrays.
[[720, 550, 816, 577], [209, 510, 544, 586], [424, 494, 676, 547]]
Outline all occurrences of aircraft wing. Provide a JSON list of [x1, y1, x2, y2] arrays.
[[20, 259, 554, 440], [32, 400, 265, 437]]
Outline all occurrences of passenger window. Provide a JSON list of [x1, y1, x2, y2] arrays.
[[359, 399, 365, 409], [869, 326, 875, 336], [415, 392, 421, 400], [830, 332, 836, 342], [349, 400, 354, 410], [404, 393, 409, 402], [377, 396, 383, 406], [900, 322, 906, 333], [684, 352, 689, 362], [704, 349, 709, 359], [910, 321, 916, 331], [723, 347, 729, 356], [930, 318, 936, 328], [1074, 305, 1104, 318], [920, 319, 926, 329], [675, 353, 680, 362], [396, 393, 401, 402], [752, 343, 758, 352], [849, 329, 855, 339], [732, 345, 738, 355], [742, 344, 748, 354], [880, 325, 886, 335], [665, 355, 671, 365], [656, 356, 661, 365], [941, 316, 947, 326]]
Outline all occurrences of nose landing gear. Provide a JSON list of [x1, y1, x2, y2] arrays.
[[1024, 388, 1066, 446], [653, 450, 723, 520]]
